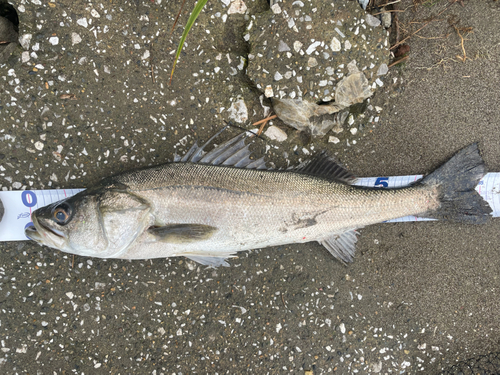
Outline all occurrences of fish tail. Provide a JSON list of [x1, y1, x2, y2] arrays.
[[419, 143, 492, 224]]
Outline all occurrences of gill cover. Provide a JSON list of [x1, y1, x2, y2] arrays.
[[97, 191, 152, 255]]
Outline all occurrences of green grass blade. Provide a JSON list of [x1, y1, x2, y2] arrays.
[[170, 0, 209, 84]]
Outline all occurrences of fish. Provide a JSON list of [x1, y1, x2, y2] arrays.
[[25, 131, 492, 266]]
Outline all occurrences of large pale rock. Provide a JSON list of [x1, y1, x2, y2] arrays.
[[246, 0, 390, 136]]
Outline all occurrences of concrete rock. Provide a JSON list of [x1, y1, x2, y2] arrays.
[[246, 0, 389, 136]]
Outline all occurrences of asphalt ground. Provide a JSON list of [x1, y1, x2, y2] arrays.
[[0, 0, 499, 374]]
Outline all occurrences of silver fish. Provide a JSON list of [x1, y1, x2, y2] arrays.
[[25, 132, 492, 266]]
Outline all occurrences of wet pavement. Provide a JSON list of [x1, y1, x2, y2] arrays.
[[1, 0, 500, 373]]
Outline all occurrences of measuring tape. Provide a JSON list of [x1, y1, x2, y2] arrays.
[[0, 173, 499, 242]]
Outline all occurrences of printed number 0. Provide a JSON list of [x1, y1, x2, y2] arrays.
[[374, 177, 389, 188], [21, 191, 37, 207]]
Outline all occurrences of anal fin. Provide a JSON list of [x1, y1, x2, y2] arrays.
[[184, 255, 235, 267], [319, 229, 360, 264]]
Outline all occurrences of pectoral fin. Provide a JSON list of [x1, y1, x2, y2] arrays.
[[148, 224, 217, 243], [319, 229, 361, 264]]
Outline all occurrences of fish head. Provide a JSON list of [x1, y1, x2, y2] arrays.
[[25, 189, 152, 258]]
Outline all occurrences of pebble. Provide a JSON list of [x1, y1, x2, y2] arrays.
[[330, 37, 341, 52], [77, 18, 88, 28], [71, 33, 82, 45], [19, 34, 32, 50], [365, 14, 381, 28], [49, 36, 59, 46], [264, 126, 287, 142]]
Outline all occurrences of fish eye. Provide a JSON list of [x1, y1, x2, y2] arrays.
[[53, 203, 72, 225]]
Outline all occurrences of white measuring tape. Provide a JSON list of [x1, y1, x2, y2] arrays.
[[0, 173, 499, 242]]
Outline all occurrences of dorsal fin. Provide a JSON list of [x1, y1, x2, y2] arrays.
[[296, 151, 356, 184], [177, 128, 268, 169]]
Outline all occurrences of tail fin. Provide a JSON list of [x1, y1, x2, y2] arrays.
[[420, 144, 491, 224]]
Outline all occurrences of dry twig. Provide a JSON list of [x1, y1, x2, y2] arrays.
[[388, 55, 409, 68], [171, 0, 188, 34], [453, 25, 470, 62], [252, 114, 277, 136]]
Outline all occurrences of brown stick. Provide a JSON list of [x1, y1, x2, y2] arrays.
[[171, 0, 188, 35], [252, 114, 277, 126], [453, 25, 467, 62], [372, 10, 404, 15], [388, 55, 409, 68]]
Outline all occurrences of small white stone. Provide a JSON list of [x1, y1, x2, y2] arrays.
[[34, 141, 44, 151], [90, 9, 100, 18], [350, 128, 357, 135], [365, 14, 381, 27], [271, 3, 281, 14], [377, 64, 388, 76], [141, 50, 150, 60], [293, 41, 302, 52], [77, 18, 88, 28], [334, 27, 345, 38], [382, 12, 392, 28], [278, 40, 290, 52], [330, 37, 341, 52], [307, 57, 318, 67], [274, 71, 283, 81], [348, 114, 355, 125], [264, 126, 287, 142], [375, 78, 384, 87], [306, 41, 321, 55], [49, 36, 59, 46], [228, 0, 247, 15], [19, 34, 32, 49], [328, 136, 340, 144], [66, 292, 74, 299], [344, 40, 352, 50], [71, 33, 82, 45], [21, 51, 30, 63], [339, 323, 346, 333], [264, 85, 274, 98], [227, 98, 248, 123]]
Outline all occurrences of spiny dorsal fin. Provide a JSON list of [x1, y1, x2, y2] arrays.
[[178, 129, 267, 169], [296, 151, 356, 184]]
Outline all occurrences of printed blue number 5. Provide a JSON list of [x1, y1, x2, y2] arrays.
[[374, 177, 389, 188]]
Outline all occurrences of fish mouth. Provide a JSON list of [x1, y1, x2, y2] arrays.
[[25, 216, 67, 248]]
